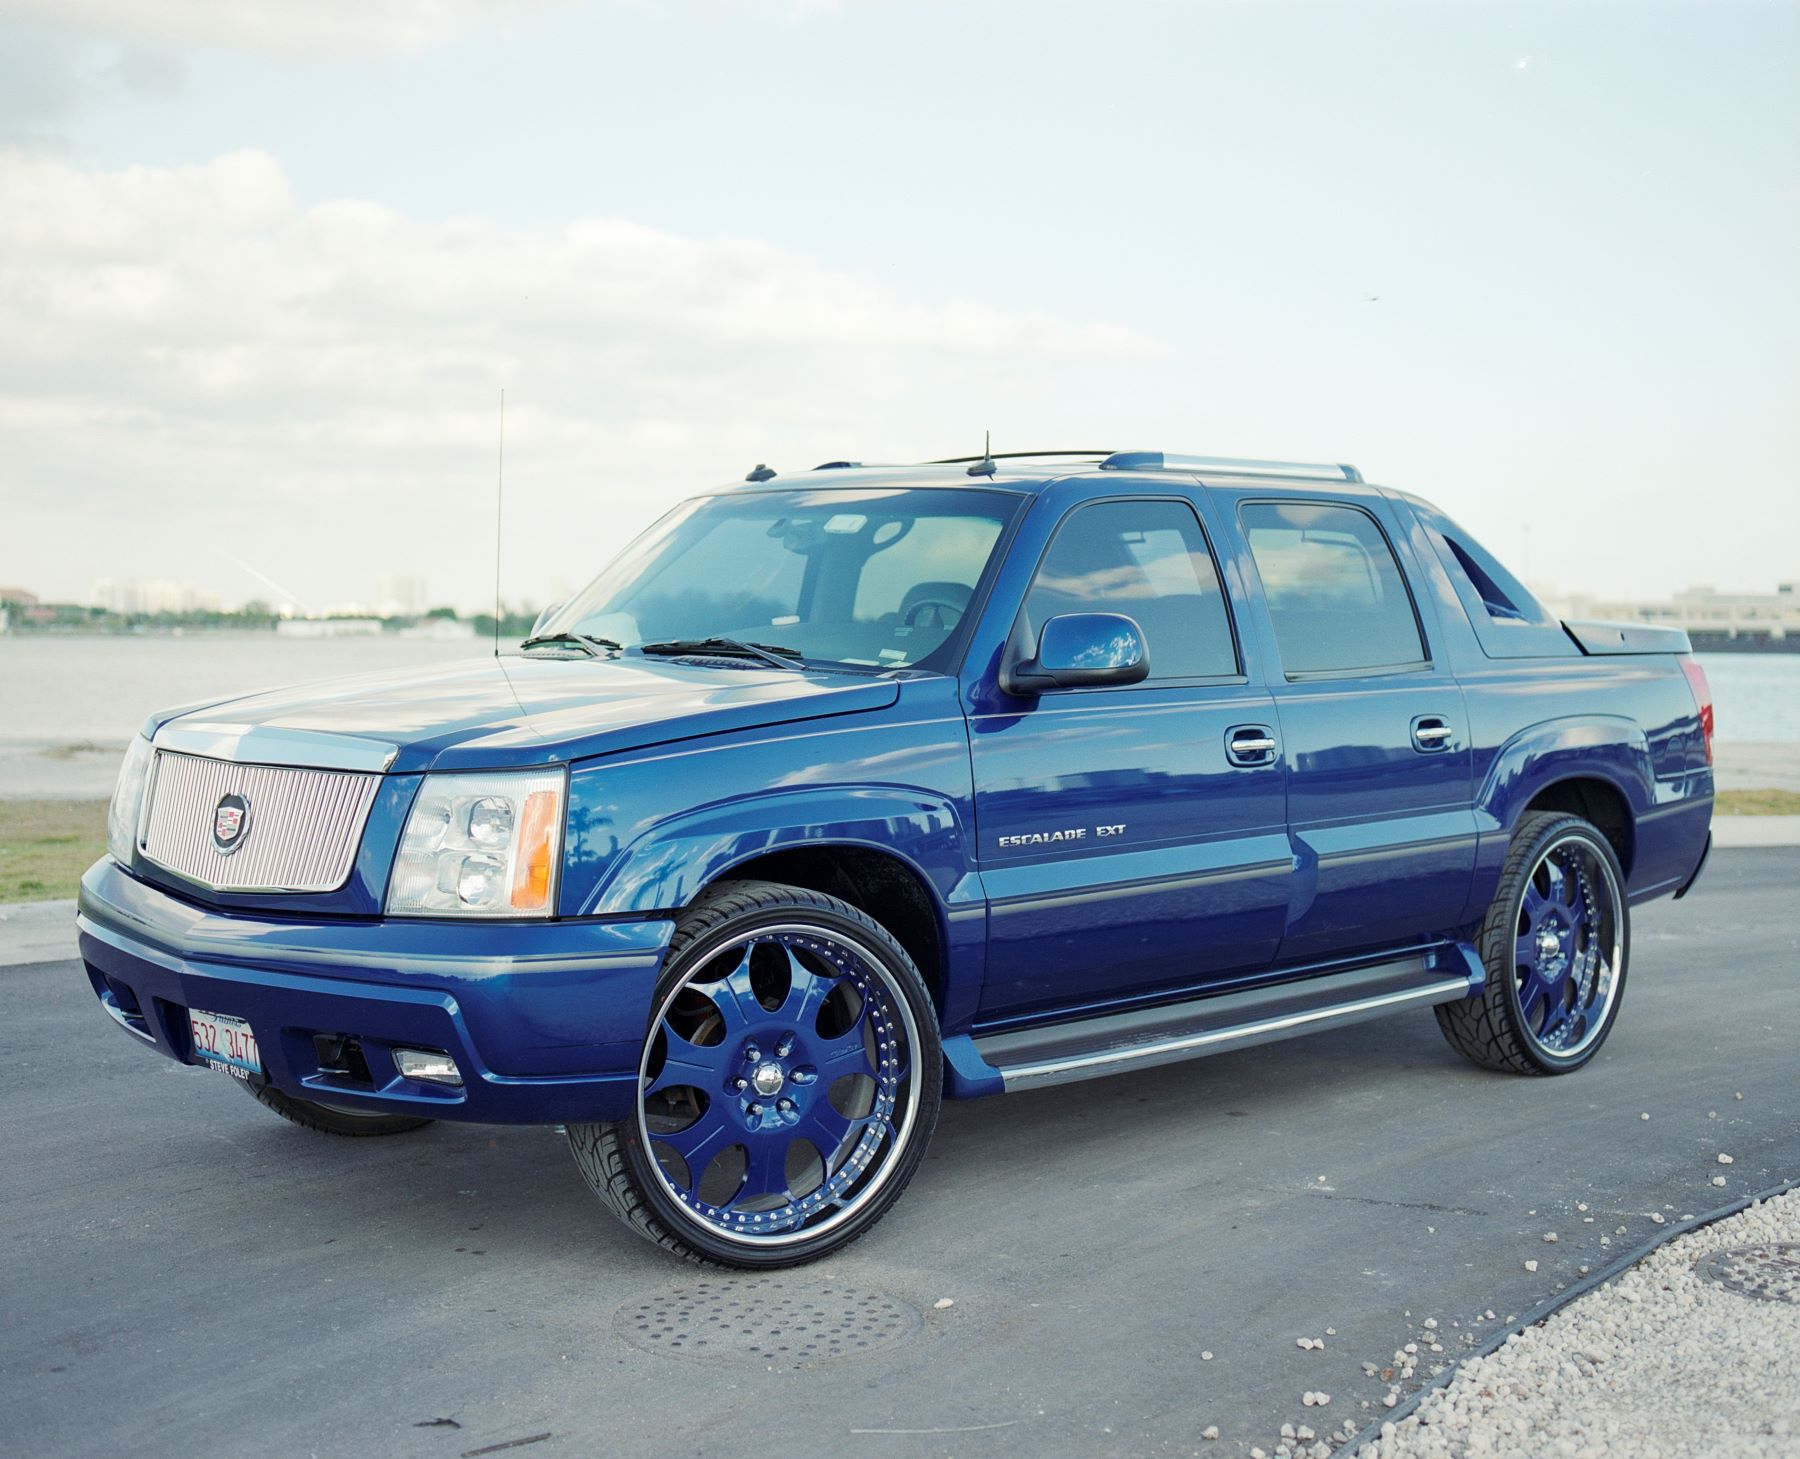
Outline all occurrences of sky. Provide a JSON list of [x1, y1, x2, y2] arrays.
[[1, 0, 1795, 615]]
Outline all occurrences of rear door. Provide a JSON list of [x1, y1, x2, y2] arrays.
[[1215, 487, 1477, 962], [966, 482, 1291, 1021]]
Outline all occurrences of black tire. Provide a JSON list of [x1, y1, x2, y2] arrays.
[[1436, 811, 1631, 1075], [567, 880, 943, 1268], [243, 1080, 435, 1136]]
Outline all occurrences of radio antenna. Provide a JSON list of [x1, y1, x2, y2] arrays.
[[492, 388, 506, 658]]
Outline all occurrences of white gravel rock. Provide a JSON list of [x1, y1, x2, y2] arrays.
[[1352, 1187, 1800, 1459]]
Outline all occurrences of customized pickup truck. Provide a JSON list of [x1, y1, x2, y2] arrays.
[[80, 449, 1714, 1266]]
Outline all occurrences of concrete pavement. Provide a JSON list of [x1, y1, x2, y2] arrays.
[[2, 848, 1796, 1459]]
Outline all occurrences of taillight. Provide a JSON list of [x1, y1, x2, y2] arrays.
[[1679, 657, 1714, 766]]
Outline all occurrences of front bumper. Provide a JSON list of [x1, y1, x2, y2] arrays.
[[77, 858, 674, 1125]]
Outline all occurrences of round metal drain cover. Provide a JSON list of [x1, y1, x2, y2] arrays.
[[616, 1281, 922, 1364], [1694, 1243, 1800, 1304]]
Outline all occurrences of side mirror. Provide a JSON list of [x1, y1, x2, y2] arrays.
[[1002, 612, 1150, 695], [527, 602, 563, 639]]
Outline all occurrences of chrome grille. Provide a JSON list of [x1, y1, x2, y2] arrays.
[[141, 751, 381, 893]]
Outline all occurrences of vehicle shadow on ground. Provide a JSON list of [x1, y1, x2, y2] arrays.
[[187, 1008, 1475, 1277]]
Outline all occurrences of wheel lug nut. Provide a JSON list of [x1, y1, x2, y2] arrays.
[[776, 1036, 793, 1057], [747, 1103, 762, 1119], [778, 1099, 793, 1112], [743, 1044, 760, 1063], [732, 1078, 747, 1092]]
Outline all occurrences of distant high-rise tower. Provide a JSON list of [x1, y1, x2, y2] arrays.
[[376, 574, 428, 618]]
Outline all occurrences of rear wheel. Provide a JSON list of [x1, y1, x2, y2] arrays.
[[567, 880, 942, 1268], [1436, 811, 1630, 1075], [243, 1081, 434, 1136]]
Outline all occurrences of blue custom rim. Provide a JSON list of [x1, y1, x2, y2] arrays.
[[1512, 833, 1624, 1058], [636, 923, 919, 1247]]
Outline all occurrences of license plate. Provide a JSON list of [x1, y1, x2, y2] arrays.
[[188, 1008, 262, 1079]]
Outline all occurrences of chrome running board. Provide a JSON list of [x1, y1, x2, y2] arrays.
[[973, 955, 1472, 1092]]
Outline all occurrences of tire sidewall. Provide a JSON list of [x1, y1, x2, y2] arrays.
[[619, 892, 943, 1268], [1501, 818, 1631, 1074], [248, 1080, 433, 1135]]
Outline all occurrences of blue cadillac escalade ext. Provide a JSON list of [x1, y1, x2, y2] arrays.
[[79, 448, 1714, 1266]]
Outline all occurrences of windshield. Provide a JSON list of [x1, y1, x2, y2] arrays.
[[537, 487, 1021, 671]]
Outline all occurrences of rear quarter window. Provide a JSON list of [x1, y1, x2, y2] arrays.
[[1406, 499, 1579, 660]]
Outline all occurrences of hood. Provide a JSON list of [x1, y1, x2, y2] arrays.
[[146, 654, 902, 773]]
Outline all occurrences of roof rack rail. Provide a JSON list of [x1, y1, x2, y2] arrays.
[[1101, 451, 1362, 483], [925, 449, 1114, 465]]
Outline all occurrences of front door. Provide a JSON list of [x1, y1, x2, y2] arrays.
[[968, 490, 1291, 1022]]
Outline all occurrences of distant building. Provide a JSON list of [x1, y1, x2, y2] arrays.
[[0, 586, 38, 607], [92, 578, 222, 616], [276, 618, 384, 638], [1544, 582, 1798, 646], [376, 574, 429, 618], [397, 617, 477, 641]]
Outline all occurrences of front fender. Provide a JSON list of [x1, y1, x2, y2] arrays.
[[572, 781, 989, 1029], [584, 784, 977, 917]]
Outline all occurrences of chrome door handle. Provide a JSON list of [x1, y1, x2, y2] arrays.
[[1414, 725, 1453, 743], [1226, 726, 1279, 766]]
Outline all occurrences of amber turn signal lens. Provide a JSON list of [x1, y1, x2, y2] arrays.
[[509, 789, 559, 910]]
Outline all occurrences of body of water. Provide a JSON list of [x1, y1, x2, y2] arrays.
[[1697, 653, 1800, 744], [0, 637, 1793, 797], [0, 634, 486, 748]]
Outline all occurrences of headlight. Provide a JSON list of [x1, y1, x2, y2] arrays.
[[106, 735, 155, 866], [387, 770, 565, 918]]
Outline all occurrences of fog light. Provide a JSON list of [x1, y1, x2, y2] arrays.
[[393, 1047, 463, 1086]]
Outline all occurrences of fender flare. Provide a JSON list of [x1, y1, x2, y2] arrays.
[[1464, 714, 1653, 920], [1476, 714, 1654, 833], [580, 783, 987, 1028]]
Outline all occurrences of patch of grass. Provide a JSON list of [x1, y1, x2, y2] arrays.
[[1715, 788, 1800, 816], [0, 799, 109, 902]]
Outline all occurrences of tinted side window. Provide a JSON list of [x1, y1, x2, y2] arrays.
[[1240, 501, 1426, 674], [1023, 499, 1238, 680]]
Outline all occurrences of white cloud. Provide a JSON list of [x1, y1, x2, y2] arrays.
[[0, 149, 1160, 609], [0, 0, 567, 59], [0, 0, 848, 60]]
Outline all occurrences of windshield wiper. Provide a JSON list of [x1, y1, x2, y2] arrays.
[[638, 637, 806, 671], [519, 631, 622, 657]]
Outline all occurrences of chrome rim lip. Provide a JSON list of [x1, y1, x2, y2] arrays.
[[1516, 831, 1625, 1061], [635, 920, 922, 1249]]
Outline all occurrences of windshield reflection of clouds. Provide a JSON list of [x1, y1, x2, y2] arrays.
[[544, 488, 1017, 673]]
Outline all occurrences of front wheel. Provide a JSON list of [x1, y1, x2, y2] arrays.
[[567, 880, 942, 1268], [1436, 811, 1631, 1075]]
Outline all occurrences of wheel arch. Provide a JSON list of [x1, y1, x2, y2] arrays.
[[579, 785, 986, 1026], [697, 843, 950, 1014], [1467, 715, 1652, 918], [1521, 776, 1635, 875]]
